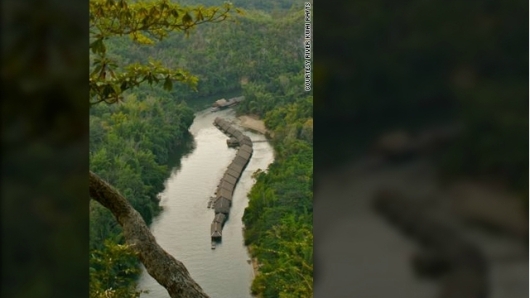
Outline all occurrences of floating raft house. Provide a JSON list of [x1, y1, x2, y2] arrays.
[[212, 96, 245, 110], [213, 197, 231, 214], [210, 117, 255, 242], [227, 137, 239, 147], [214, 213, 227, 224], [211, 222, 222, 240]]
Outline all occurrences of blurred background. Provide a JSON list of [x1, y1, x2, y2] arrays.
[[314, 0, 528, 297], [1, 0, 88, 297]]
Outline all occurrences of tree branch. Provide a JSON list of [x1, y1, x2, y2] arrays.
[[89, 171, 209, 298]]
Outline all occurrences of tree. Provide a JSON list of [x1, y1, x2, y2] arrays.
[[89, 0, 241, 104], [89, 0, 240, 297], [89, 171, 208, 297]]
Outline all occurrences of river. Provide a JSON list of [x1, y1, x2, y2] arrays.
[[137, 108, 274, 298]]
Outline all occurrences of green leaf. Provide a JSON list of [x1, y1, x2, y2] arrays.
[[163, 77, 172, 91], [182, 12, 192, 24], [196, 9, 204, 21], [90, 39, 105, 54]]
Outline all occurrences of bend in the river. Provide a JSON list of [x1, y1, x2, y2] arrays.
[[138, 108, 274, 298]]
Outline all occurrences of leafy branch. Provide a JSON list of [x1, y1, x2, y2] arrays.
[[89, 0, 242, 105]]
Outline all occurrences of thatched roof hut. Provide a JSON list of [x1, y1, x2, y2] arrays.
[[240, 137, 252, 147], [233, 130, 243, 140], [214, 99, 228, 107], [220, 123, 230, 132], [226, 126, 237, 136], [223, 173, 238, 184], [233, 156, 248, 167], [217, 187, 234, 200], [237, 149, 252, 160], [214, 197, 231, 214], [227, 137, 239, 147], [217, 188, 233, 202], [240, 144, 253, 154], [211, 222, 222, 239], [225, 170, 239, 180], [218, 179, 235, 191], [228, 162, 244, 174], [214, 213, 227, 224]]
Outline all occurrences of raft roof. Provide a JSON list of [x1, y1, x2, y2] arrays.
[[233, 156, 248, 167], [240, 144, 253, 154], [219, 178, 235, 189], [217, 186, 234, 198], [227, 138, 239, 146], [220, 123, 230, 131], [214, 213, 226, 224], [214, 197, 231, 214], [211, 222, 222, 238], [237, 149, 252, 160], [214, 119, 227, 128], [217, 187, 233, 201], [228, 162, 244, 174], [240, 138, 252, 147], [223, 173, 238, 184], [215, 99, 228, 106], [227, 126, 237, 135], [232, 130, 243, 140]]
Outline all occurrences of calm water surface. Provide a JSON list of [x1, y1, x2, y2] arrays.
[[137, 108, 274, 298]]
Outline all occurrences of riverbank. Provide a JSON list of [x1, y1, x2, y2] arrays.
[[251, 257, 259, 277], [238, 115, 269, 135], [250, 257, 261, 298], [237, 115, 267, 297], [248, 245, 261, 297]]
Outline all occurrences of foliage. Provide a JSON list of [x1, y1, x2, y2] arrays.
[[219, 10, 314, 296], [89, 0, 239, 104], [251, 218, 312, 298], [242, 71, 313, 297], [103, 8, 305, 104], [178, 0, 306, 12], [89, 240, 146, 298], [89, 0, 232, 295], [89, 94, 194, 281]]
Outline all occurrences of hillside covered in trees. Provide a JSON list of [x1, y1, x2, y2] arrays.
[[89, 94, 195, 296], [90, 0, 312, 297], [105, 5, 305, 108], [239, 89, 313, 297]]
